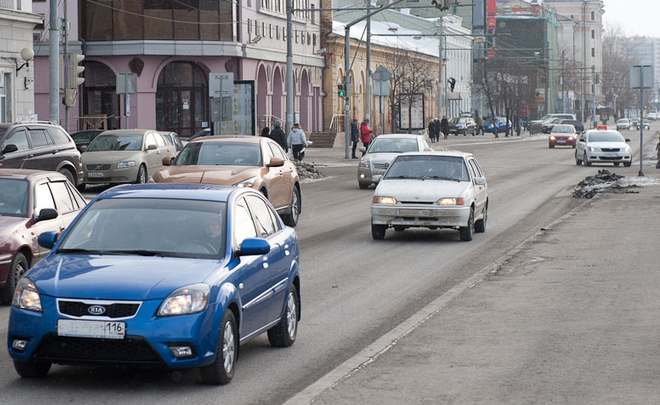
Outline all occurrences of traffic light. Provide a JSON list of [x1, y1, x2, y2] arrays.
[[338, 83, 345, 98], [431, 0, 451, 11], [68, 53, 85, 89]]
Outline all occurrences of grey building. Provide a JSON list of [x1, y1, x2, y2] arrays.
[[0, 0, 42, 122]]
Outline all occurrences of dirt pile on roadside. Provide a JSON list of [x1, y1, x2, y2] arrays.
[[294, 161, 326, 181], [572, 170, 625, 198]]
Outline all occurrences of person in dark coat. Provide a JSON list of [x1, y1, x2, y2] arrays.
[[260, 127, 270, 138], [269, 120, 287, 151], [428, 118, 438, 143], [440, 116, 450, 140], [351, 118, 360, 158]]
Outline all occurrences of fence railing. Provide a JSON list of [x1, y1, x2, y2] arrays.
[[328, 114, 345, 133]]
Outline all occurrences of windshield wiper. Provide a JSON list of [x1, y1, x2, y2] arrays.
[[57, 248, 107, 255], [107, 249, 174, 257]]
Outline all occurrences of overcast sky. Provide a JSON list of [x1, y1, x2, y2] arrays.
[[602, 0, 660, 38]]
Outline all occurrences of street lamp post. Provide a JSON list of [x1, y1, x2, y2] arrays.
[[286, 0, 294, 138], [437, 17, 443, 120]]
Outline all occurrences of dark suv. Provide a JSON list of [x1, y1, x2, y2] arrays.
[[0, 122, 83, 186]]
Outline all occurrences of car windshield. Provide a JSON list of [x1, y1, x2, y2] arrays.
[[384, 155, 470, 181], [588, 132, 625, 142], [368, 138, 418, 153], [58, 198, 227, 259], [87, 134, 143, 151], [552, 125, 574, 133], [617, 120, 627, 124], [0, 179, 29, 217], [176, 142, 262, 166], [449, 118, 461, 124]]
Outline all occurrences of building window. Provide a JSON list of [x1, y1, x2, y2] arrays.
[[592, 48, 595, 57], [247, 19, 251, 34], [590, 11, 595, 21], [591, 29, 595, 39], [0, 73, 10, 123]]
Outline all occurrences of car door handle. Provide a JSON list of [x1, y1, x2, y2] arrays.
[[262, 256, 269, 269]]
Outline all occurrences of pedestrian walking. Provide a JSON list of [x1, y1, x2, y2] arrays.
[[260, 126, 270, 138], [476, 114, 484, 136], [288, 123, 309, 161], [270, 120, 287, 151], [516, 117, 522, 136], [440, 116, 450, 140], [428, 118, 438, 143], [493, 123, 499, 138], [433, 117, 441, 142], [360, 119, 375, 155], [351, 118, 360, 158]]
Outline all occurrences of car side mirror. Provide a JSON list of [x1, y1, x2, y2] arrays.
[[2, 144, 18, 154], [474, 177, 487, 186], [162, 156, 174, 165], [35, 208, 58, 222], [268, 157, 284, 167], [238, 238, 271, 256], [38, 231, 59, 249], [625, 138, 631, 143], [147, 144, 157, 150], [359, 147, 366, 153], [80, 145, 88, 153]]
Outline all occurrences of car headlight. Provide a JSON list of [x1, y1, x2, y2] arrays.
[[117, 161, 136, 169], [569, 136, 575, 140], [12, 278, 42, 312], [550, 136, 556, 141], [157, 284, 210, 316], [359, 160, 370, 168], [373, 196, 397, 205], [622, 144, 631, 152], [587, 145, 600, 152], [437, 197, 465, 206], [233, 176, 257, 188]]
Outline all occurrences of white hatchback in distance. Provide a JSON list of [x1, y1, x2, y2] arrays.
[[371, 151, 488, 242], [575, 129, 632, 167]]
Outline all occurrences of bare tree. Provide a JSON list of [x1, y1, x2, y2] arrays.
[[602, 25, 638, 118]]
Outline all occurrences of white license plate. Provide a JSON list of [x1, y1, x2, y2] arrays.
[[58, 319, 126, 339], [557, 140, 566, 144], [88, 172, 104, 178], [399, 209, 432, 217], [605, 153, 618, 158]]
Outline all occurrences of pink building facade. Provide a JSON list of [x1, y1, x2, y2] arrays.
[[32, 0, 325, 136]]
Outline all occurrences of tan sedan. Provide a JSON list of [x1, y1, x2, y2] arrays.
[[80, 129, 177, 190], [154, 136, 302, 226]]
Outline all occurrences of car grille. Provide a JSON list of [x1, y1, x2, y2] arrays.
[[33, 334, 161, 365], [86, 164, 111, 170], [373, 163, 390, 170], [601, 148, 620, 152], [58, 300, 140, 319]]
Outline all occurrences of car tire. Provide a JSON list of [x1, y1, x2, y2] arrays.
[[394, 226, 406, 232], [1, 252, 29, 305], [459, 208, 474, 242], [136, 165, 147, 184], [624, 161, 632, 167], [13, 360, 51, 378], [371, 223, 386, 240], [282, 186, 301, 227], [584, 155, 592, 166], [474, 203, 487, 233], [76, 183, 86, 192], [575, 153, 582, 166], [358, 183, 369, 190], [549, 144, 554, 149], [200, 310, 237, 385], [59, 167, 76, 186], [267, 284, 299, 347], [614, 162, 620, 167]]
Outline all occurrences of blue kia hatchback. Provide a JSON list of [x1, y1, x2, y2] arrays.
[[7, 183, 301, 385]]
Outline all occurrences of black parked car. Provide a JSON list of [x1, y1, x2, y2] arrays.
[[70, 129, 104, 152], [0, 122, 83, 186], [559, 119, 584, 133], [449, 117, 478, 136]]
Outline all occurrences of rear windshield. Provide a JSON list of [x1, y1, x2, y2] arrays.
[[0, 179, 29, 217]]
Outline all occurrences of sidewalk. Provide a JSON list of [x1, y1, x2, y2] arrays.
[[286, 170, 660, 404]]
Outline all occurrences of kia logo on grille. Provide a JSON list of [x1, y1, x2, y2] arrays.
[[88, 305, 106, 315]]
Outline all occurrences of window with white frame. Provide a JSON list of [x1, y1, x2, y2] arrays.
[[0, 73, 10, 123]]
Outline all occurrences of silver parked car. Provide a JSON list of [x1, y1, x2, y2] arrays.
[[371, 151, 488, 241], [358, 134, 432, 189], [80, 129, 177, 190]]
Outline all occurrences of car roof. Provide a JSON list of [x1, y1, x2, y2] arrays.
[[0, 168, 67, 182], [98, 129, 155, 136], [190, 135, 262, 144], [96, 183, 250, 203], [397, 150, 473, 159], [585, 129, 623, 137], [373, 134, 423, 139]]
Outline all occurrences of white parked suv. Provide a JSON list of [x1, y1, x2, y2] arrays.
[[575, 128, 632, 167]]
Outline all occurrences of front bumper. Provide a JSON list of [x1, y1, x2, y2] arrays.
[[7, 296, 220, 369], [371, 204, 470, 228], [83, 165, 140, 185], [549, 137, 576, 147], [358, 167, 387, 185], [585, 151, 632, 164]]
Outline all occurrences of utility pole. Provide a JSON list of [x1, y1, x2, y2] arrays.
[[561, 50, 566, 113], [286, 0, 294, 139], [365, 0, 372, 126], [63, 0, 69, 132], [49, 0, 60, 123], [581, 0, 586, 124], [592, 65, 597, 127], [437, 17, 443, 120]]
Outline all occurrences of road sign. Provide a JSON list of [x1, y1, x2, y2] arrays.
[[116, 73, 137, 94], [373, 66, 392, 82], [630, 65, 653, 89], [210, 73, 234, 98]]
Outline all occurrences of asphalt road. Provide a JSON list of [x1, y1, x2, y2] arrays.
[[0, 125, 654, 405]]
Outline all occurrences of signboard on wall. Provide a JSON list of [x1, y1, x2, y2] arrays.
[[217, 81, 255, 136]]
